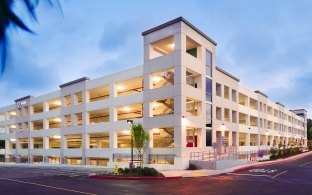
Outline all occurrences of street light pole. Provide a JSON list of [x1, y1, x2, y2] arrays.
[[127, 120, 134, 170]]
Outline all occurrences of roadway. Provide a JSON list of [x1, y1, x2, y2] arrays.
[[0, 153, 311, 194]]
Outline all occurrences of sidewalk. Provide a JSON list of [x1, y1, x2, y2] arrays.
[[161, 150, 312, 178]]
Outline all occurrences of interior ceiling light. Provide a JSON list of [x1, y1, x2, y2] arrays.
[[116, 86, 125, 91], [122, 130, 130, 135], [152, 128, 160, 133], [53, 135, 61, 139], [54, 101, 61, 106], [169, 43, 175, 49], [54, 118, 61, 122], [10, 111, 16, 116], [153, 76, 161, 82], [123, 107, 131, 112], [152, 102, 160, 108]]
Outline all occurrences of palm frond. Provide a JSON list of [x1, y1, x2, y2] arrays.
[[0, 0, 62, 74]]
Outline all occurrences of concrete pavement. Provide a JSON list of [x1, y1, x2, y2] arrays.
[[161, 150, 312, 178]]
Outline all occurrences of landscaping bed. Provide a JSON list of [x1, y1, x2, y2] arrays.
[[89, 167, 177, 180]]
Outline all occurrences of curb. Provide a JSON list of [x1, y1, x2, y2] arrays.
[[89, 175, 182, 180], [233, 151, 312, 172]]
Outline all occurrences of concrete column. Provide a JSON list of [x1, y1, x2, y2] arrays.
[[109, 107, 116, 122], [71, 94, 76, 105], [5, 112, 10, 120], [60, 135, 66, 164], [232, 132, 238, 146], [61, 96, 66, 107], [109, 131, 117, 148], [83, 134, 90, 149], [246, 133, 250, 146], [43, 137, 49, 149], [265, 135, 268, 146], [228, 131, 233, 146], [256, 134, 259, 146], [201, 128, 206, 148], [277, 136, 281, 145], [16, 139, 21, 150], [71, 114, 76, 126], [110, 83, 116, 98], [5, 126, 9, 133], [83, 90, 90, 104], [43, 102, 49, 112], [43, 119, 49, 130], [29, 138, 34, 149], [149, 130, 153, 148], [83, 112, 90, 125], [29, 106, 34, 115], [174, 126, 187, 156], [82, 133, 89, 165], [61, 115, 66, 127], [61, 136, 67, 149]]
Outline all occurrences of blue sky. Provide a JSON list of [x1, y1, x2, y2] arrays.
[[1, 0, 312, 117]]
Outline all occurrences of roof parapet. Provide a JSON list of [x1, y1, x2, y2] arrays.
[[215, 66, 240, 82], [142, 16, 217, 46], [254, 90, 268, 98], [276, 102, 285, 107], [15, 95, 33, 102], [290, 109, 307, 113], [59, 77, 90, 88]]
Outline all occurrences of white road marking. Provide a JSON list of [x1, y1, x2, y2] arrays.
[[271, 170, 288, 179], [249, 169, 277, 173], [0, 177, 96, 195], [228, 173, 271, 177], [299, 162, 311, 166]]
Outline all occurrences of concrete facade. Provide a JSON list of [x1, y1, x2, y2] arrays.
[[0, 17, 307, 170]]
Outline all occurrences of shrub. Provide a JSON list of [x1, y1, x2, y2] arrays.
[[118, 168, 124, 174], [188, 163, 198, 170], [141, 167, 158, 176], [135, 166, 142, 174], [124, 167, 130, 174], [308, 141, 312, 151]]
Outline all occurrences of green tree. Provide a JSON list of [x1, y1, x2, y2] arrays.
[[307, 118, 312, 140], [0, 0, 61, 74], [131, 122, 149, 168]]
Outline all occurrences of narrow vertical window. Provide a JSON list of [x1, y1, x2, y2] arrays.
[[206, 78, 212, 102], [206, 50, 212, 77]]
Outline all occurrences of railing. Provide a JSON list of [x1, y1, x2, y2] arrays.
[[190, 149, 270, 162], [149, 154, 175, 165]]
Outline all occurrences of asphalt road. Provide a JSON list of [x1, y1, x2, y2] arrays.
[[0, 153, 312, 195]]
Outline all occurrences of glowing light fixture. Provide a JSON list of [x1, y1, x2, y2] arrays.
[[153, 76, 161, 82], [152, 128, 160, 133], [152, 102, 160, 108], [169, 43, 175, 49], [10, 138, 16, 142], [123, 107, 131, 112], [53, 135, 61, 139], [10, 111, 16, 116], [54, 118, 61, 122], [10, 125, 16, 129], [181, 116, 187, 125], [54, 101, 61, 106], [116, 86, 125, 91], [122, 130, 131, 135], [220, 124, 226, 131]]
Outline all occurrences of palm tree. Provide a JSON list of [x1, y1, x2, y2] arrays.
[[131, 122, 149, 168], [0, 0, 61, 74]]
